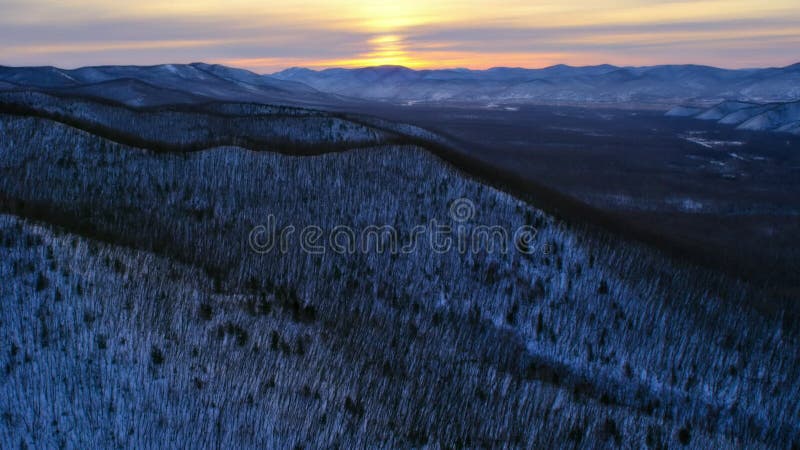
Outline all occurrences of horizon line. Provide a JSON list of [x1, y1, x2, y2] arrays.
[[2, 60, 799, 76]]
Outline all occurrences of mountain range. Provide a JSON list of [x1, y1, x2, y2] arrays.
[[272, 63, 800, 106], [2, 62, 800, 109]]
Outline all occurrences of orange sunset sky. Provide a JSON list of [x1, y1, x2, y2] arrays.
[[1, 0, 798, 72]]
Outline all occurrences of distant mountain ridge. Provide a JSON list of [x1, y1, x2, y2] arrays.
[[0, 62, 351, 108], [271, 62, 800, 106], [1, 61, 799, 108]]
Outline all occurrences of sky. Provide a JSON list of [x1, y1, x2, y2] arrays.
[[0, 0, 798, 73]]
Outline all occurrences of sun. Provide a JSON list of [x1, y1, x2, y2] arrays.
[[334, 34, 421, 68]]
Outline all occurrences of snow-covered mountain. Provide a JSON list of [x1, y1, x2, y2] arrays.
[[272, 63, 800, 105], [667, 99, 800, 134], [0, 63, 349, 108], [694, 101, 759, 120], [51, 78, 209, 106]]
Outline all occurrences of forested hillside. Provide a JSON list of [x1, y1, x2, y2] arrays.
[[0, 110, 798, 448]]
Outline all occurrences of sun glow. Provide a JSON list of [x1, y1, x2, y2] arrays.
[[331, 2, 439, 68], [328, 35, 420, 68]]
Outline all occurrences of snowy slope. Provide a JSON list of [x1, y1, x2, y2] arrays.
[[695, 101, 759, 120], [52, 78, 210, 106], [0, 63, 347, 108], [669, 99, 800, 134], [738, 102, 800, 132], [664, 106, 704, 117]]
